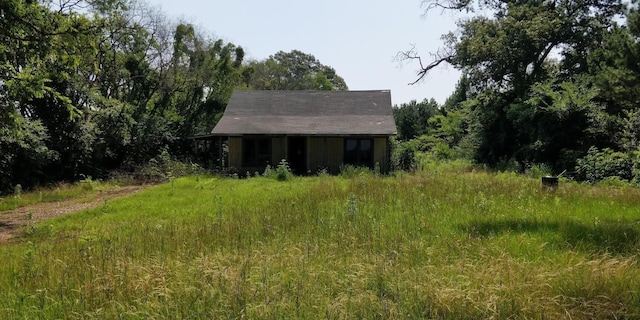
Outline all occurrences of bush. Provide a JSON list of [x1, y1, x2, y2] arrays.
[[262, 165, 274, 178], [432, 141, 456, 160], [633, 152, 640, 187], [275, 159, 293, 181], [339, 165, 371, 178], [390, 138, 418, 171], [525, 163, 553, 178], [575, 147, 634, 183], [596, 176, 631, 188], [128, 149, 204, 184], [391, 134, 474, 172]]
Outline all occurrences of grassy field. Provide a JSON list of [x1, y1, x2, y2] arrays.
[[1, 168, 640, 318]]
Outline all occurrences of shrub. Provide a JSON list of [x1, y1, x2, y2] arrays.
[[525, 163, 553, 178], [596, 176, 631, 188], [275, 159, 293, 181], [339, 165, 371, 178], [432, 141, 455, 160], [633, 151, 640, 187], [262, 165, 274, 178], [131, 149, 204, 184], [13, 184, 22, 198], [391, 138, 418, 171], [575, 147, 634, 183]]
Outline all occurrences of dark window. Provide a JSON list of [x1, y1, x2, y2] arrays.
[[243, 138, 271, 167], [344, 138, 374, 167]]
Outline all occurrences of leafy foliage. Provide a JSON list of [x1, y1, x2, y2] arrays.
[[392, 76, 475, 168], [0, 0, 248, 194], [392, 98, 439, 140], [246, 50, 348, 91], [275, 159, 293, 181], [575, 147, 637, 184], [400, 0, 640, 183]]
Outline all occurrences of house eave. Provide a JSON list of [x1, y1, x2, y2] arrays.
[[194, 133, 396, 139]]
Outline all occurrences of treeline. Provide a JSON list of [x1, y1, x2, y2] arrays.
[[395, 0, 640, 185], [392, 76, 472, 169], [0, 0, 345, 195], [5, 0, 639, 194], [0, 0, 245, 193]]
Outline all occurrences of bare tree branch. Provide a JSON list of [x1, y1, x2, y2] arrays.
[[421, 0, 472, 14], [54, 0, 88, 14], [396, 46, 454, 85]]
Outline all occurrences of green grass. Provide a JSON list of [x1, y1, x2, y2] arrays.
[[1, 170, 640, 319], [0, 179, 119, 212]]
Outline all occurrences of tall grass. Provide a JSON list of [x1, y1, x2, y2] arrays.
[[0, 179, 119, 212], [1, 170, 640, 318]]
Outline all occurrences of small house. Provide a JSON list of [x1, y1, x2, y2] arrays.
[[209, 90, 397, 174]]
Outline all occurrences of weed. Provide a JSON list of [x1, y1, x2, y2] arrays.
[[374, 162, 381, 177], [339, 165, 370, 178], [0, 180, 118, 212], [345, 193, 357, 220], [13, 184, 22, 198], [275, 159, 293, 181], [262, 165, 273, 178], [526, 163, 553, 178]]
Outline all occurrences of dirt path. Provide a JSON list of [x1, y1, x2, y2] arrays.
[[0, 185, 149, 244]]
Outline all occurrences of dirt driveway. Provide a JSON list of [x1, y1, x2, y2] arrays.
[[0, 185, 148, 244]]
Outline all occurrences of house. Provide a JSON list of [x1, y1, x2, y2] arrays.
[[209, 90, 397, 174]]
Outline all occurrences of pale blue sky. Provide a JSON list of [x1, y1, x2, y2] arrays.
[[148, 0, 461, 105]]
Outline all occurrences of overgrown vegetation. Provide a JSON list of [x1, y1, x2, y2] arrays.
[[0, 0, 350, 196], [4, 0, 640, 192], [0, 178, 116, 212], [1, 169, 640, 318], [393, 0, 640, 184]]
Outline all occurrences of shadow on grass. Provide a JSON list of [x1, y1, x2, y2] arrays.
[[463, 218, 640, 255]]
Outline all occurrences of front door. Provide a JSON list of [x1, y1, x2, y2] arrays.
[[288, 137, 306, 174]]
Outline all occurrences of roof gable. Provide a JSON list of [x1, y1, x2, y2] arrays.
[[211, 90, 397, 136]]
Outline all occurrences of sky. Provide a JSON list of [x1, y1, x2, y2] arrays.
[[147, 0, 462, 106]]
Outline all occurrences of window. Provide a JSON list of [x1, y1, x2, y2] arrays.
[[344, 138, 373, 167], [243, 137, 271, 167]]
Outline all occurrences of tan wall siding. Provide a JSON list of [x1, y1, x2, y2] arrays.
[[308, 137, 325, 173], [307, 137, 343, 173], [327, 137, 343, 173], [271, 137, 286, 165], [374, 137, 389, 171], [228, 137, 243, 168]]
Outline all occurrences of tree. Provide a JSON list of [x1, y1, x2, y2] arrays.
[[247, 50, 348, 90], [0, 0, 100, 190], [393, 98, 439, 140], [401, 0, 626, 170], [0, 0, 248, 194]]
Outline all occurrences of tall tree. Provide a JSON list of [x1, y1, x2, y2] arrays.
[[247, 50, 348, 91], [0, 0, 248, 194], [401, 0, 626, 169], [393, 98, 439, 140], [0, 0, 98, 190]]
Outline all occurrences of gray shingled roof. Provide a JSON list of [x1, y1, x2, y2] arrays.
[[211, 90, 397, 136]]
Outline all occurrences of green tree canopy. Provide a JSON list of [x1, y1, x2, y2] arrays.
[[0, 0, 247, 194], [246, 50, 348, 91], [393, 99, 439, 140], [401, 0, 630, 171]]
